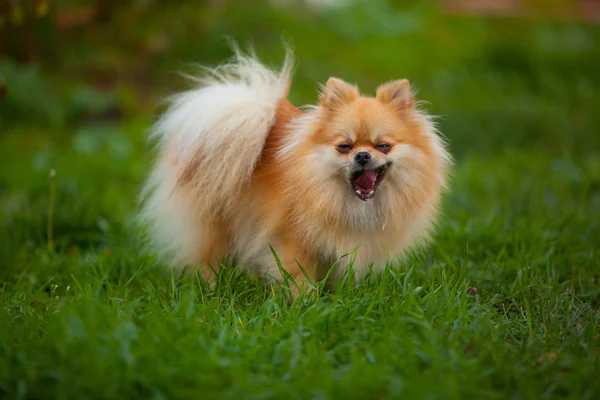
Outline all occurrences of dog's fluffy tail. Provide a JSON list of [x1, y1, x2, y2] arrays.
[[140, 48, 293, 264]]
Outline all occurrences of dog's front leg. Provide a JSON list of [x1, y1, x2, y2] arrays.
[[275, 236, 317, 298]]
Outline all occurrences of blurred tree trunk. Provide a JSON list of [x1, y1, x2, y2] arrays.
[[0, 0, 124, 64], [0, 0, 44, 63], [94, 0, 119, 22]]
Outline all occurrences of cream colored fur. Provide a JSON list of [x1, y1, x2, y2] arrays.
[[140, 49, 293, 266]]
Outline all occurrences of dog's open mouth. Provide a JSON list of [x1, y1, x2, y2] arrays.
[[350, 162, 391, 201]]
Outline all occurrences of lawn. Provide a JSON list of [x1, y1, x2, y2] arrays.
[[1, 1, 599, 399]]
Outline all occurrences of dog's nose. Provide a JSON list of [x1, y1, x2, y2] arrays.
[[354, 151, 371, 166]]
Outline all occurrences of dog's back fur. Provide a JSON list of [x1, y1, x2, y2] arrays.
[[140, 49, 294, 266]]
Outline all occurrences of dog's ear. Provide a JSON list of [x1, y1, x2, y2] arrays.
[[320, 78, 359, 109], [376, 79, 414, 110]]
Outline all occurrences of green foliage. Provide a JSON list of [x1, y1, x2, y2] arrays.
[[1, 0, 599, 398], [0, 60, 115, 130], [0, 59, 61, 128], [1, 0, 599, 156]]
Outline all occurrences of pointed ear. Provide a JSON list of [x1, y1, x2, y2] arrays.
[[319, 77, 359, 109], [376, 79, 414, 110]]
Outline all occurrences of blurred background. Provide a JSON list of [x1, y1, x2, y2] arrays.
[[0, 0, 599, 256]]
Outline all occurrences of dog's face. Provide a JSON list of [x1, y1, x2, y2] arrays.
[[309, 78, 437, 202]]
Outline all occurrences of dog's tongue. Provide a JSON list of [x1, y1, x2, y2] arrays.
[[356, 169, 377, 194]]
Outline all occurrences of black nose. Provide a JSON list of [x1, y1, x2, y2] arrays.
[[354, 151, 371, 166]]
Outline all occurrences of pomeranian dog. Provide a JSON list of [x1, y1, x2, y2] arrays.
[[140, 47, 451, 291]]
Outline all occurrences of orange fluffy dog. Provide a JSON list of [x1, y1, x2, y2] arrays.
[[140, 48, 451, 290]]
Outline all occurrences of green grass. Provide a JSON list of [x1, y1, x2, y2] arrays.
[[1, 1, 600, 398], [1, 129, 599, 399]]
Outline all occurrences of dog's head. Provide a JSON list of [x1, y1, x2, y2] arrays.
[[293, 77, 448, 206]]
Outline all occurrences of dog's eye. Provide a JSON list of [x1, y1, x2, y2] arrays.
[[376, 143, 391, 153], [336, 144, 353, 154]]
